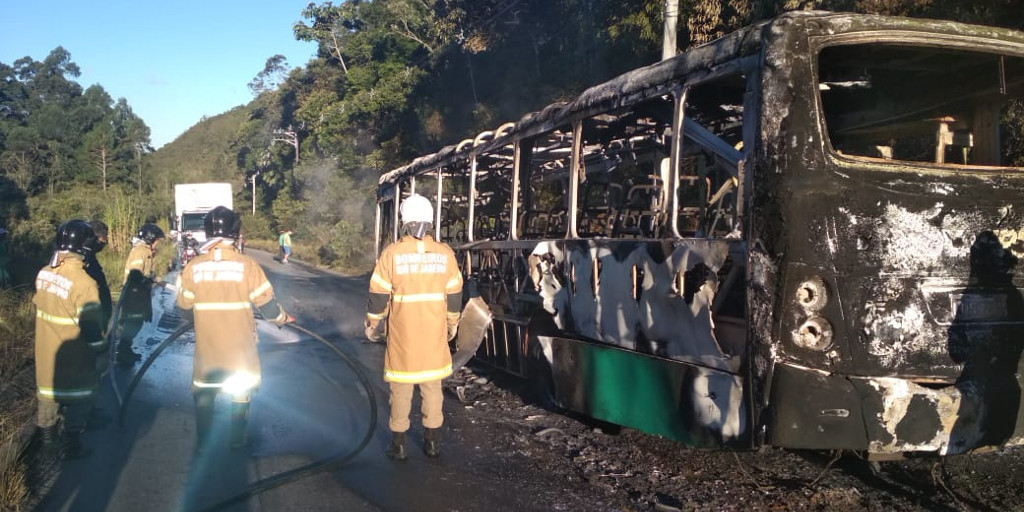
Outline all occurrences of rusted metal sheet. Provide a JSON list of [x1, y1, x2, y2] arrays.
[[452, 296, 493, 371]]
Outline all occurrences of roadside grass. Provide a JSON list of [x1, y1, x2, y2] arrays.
[[0, 287, 36, 511], [0, 289, 33, 379], [244, 237, 370, 275], [0, 412, 30, 510], [244, 238, 336, 269]]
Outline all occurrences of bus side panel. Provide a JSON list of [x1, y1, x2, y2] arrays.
[[523, 238, 749, 446], [540, 334, 748, 447], [527, 239, 743, 373], [463, 236, 751, 447]]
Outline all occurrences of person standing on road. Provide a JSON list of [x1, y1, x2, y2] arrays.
[[365, 193, 463, 460], [176, 206, 293, 451], [278, 229, 293, 264], [117, 223, 165, 365], [33, 220, 106, 458]]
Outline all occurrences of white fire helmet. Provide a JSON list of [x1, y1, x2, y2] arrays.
[[400, 194, 434, 224]]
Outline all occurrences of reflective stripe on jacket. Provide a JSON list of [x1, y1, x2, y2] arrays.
[[33, 253, 105, 402], [367, 235, 463, 384], [175, 242, 277, 388]]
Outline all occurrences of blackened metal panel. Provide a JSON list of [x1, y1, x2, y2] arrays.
[[752, 13, 1024, 453], [766, 364, 869, 450], [528, 239, 741, 373]]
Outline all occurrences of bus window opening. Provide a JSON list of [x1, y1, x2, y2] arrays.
[[819, 44, 1024, 168]]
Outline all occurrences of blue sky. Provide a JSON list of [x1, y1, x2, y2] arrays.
[[0, 1, 318, 148]]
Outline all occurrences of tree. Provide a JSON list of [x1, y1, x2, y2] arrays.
[[111, 99, 152, 193], [75, 85, 116, 188], [248, 55, 292, 97], [83, 122, 115, 190], [2, 125, 43, 193], [294, 1, 368, 74]]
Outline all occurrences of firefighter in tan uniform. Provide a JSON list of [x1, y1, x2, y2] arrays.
[[122, 222, 164, 284], [117, 223, 165, 365], [176, 206, 293, 451], [366, 194, 463, 460], [33, 220, 107, 458]]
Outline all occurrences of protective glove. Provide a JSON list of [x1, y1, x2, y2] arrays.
[[447, 321, 459, 342], [365, 320, 384, 343]]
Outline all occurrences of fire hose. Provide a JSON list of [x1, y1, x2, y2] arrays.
[[105, 276, 491, 511], [109, 291, 378, 511]]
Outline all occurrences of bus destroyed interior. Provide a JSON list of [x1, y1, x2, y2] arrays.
[[820, 44, 1024, 166], [375, 11, 1024, 458]]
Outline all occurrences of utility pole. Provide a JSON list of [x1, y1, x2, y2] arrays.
[[273, 127, 299, 163], [662, 0, 679, 61], [250, 170, 262, 216]]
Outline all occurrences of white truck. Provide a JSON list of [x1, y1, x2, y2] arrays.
[[174, 183, 233, 244]]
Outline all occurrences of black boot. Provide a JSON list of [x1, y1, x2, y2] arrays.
[[230, 402, 250, 449], [385, 431, 407, 461], [423, 427, 441, 458], [116, 346, 141, 366], [64, 430, 91, 460], [39, 425, 60, 452], [86, 408, 111, 431]]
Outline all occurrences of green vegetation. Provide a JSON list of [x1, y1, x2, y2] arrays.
[[0, 287, 34, 510]]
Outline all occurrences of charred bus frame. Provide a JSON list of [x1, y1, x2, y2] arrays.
[[375, 11, 1024, 456]]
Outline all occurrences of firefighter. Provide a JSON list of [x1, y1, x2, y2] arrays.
[[365, 193, 463, 460], [122, 222, 165, 284], [175, 206, 293, 451], [117, 223, 165, 365], [33, 220, 107, 458]]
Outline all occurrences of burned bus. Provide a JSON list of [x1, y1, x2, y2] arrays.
[[374, 11, 1024, 456]]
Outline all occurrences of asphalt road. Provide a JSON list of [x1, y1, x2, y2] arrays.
[[31, 250, 578, 512]]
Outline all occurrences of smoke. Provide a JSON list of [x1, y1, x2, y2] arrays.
[[291, 158, 377, 270]]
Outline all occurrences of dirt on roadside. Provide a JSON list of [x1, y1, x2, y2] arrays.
[[445, 366, 1024, 512]]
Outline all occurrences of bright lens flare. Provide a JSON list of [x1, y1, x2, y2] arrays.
[[222, 372, 259, 398]]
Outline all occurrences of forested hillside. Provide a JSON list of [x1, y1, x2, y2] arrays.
[[145, 107, 249, 196], [5, 0, 1024, 283]]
